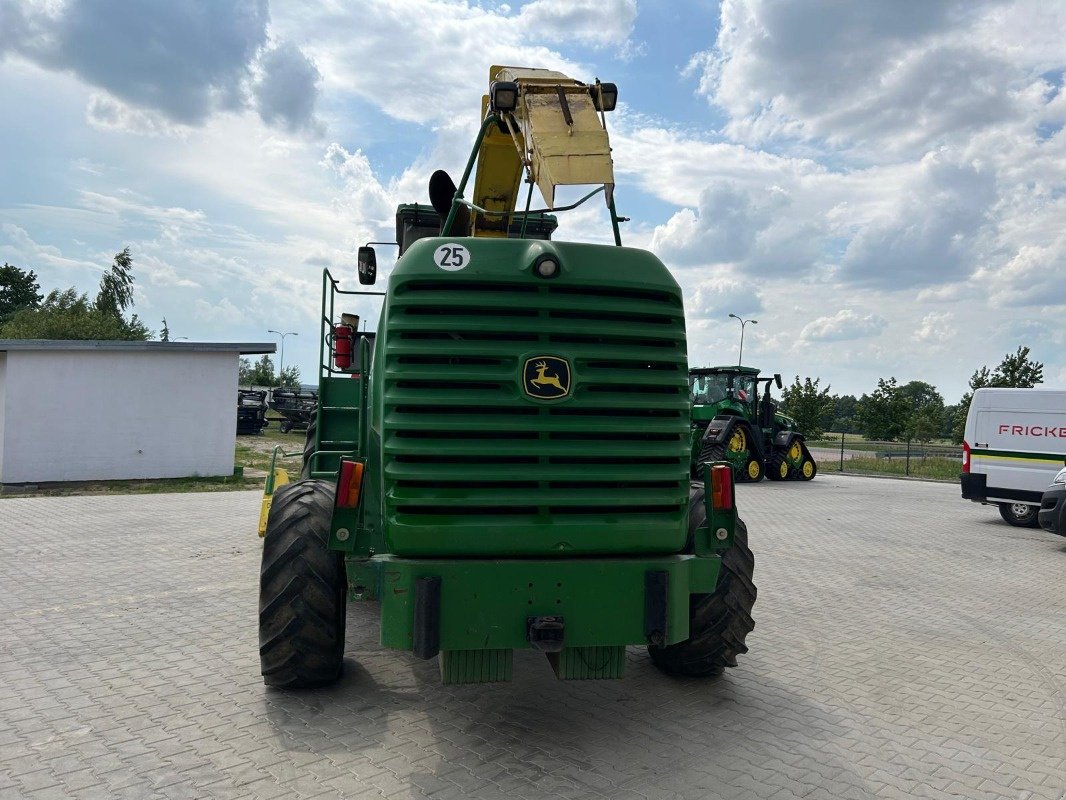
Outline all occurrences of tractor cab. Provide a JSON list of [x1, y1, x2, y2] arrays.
[[689, 366, 763, 426]]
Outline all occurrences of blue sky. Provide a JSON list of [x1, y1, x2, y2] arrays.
[[1, 0, 1064, 400]]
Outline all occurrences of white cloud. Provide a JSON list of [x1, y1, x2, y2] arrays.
[[270, 0, 589, 125], [652, 182, 759, 266], [2, 0, 269, 124], [252, 41, 322, 134], [838, 151, 996, 288], [978, 239, 1066, 308], [914, 311, 955, 345], [683, 273, 763, 322], [2, 0, 324, 136], [694, 0, 1061, 157], [86, 93, 186, 137], [799, 310, 886, 343], [137, 252, 201, 290], [0, 222, 100, 274], [194, 297, 245, 325], [517, 0, 637, 47]]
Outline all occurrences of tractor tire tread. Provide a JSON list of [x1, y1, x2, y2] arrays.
[[258, 479, 346, 689], [792, 442, 818, 481], [301, 417, 318, 479], [767, 453, 790, 481], [648, 489, 757, 677]]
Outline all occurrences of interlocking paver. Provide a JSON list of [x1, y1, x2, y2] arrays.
[[1, 478, 1065, 799]]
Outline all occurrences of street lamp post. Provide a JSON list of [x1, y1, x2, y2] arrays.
[[727, 313, 758, 365], [267, 330, 298, 377]]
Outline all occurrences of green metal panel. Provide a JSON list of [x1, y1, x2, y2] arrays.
[[439, 649, 513, 684], [311, 375, 362, 477], [372, 554, 718, 651], [375, 237, 691, 558], [548, 646, 626, 680]]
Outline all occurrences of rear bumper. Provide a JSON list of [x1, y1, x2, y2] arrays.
[[1039, 485, 1066, 536], [352, 553, 720, 652], [960, 473, 1043, 505], [960, 473, 986, 501]]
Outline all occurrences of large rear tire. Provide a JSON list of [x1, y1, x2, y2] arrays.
[[648, 486, 757, 677], [999, 502, 1039, 528], [259, 479, 346, 688], [301, 416, 318, 478], [698, 442, 726, 472]]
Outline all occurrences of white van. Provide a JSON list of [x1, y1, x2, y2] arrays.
[[960, 388, 1066, 526]]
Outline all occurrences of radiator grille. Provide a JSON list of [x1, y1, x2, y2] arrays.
[[382, 276, 690, 552]]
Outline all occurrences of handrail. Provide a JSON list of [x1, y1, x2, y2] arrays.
[[264, 445, 302, 494], [452, 185, 605, 218]]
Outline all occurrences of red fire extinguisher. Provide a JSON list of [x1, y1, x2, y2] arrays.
[[333, 324, 353, 370]]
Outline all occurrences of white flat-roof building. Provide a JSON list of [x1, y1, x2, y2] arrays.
[[0, 340, 274, 484]]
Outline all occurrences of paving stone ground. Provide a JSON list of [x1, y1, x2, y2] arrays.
[[1, 475, 1064, 800]]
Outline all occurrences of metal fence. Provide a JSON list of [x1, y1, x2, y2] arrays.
[[807, 434, 961, 478]]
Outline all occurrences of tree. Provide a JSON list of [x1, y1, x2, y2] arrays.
[[779, 376, 834, 439], [0, 263, 43, 323], [899, 380, 945, 442], [951, 346, 1045, 443], [994, 345, 1043, 388], [829, 394, 860, 434], [0, 247, 150, 341], [0, 288, 150, 341], [909, 408, 942, 444], [240, 355, 276, 386], [95, 247, 135, 318], [941, 403, 959, 439], [857, 377, 910, 441], [160, 317, 170, 342], [278, 364, 302, 389]]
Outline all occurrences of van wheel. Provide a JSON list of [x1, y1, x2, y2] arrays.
[[999, 502, 1039, 528]]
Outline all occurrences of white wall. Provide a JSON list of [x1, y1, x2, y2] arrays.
[[0, 349, 238, 483], [0, 353, 6, 479]]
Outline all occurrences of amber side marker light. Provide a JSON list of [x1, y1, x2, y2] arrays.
[[710, 463, 733, 511], [337, 459, 365, 509]]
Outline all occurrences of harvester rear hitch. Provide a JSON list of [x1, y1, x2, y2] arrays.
[[526, 616, 565, 652]]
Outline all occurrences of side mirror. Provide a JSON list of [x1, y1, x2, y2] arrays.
[[774, 373, 783, 389], [357, 246, 377, 285]]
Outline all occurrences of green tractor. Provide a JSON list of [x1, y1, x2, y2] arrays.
[[689, 366, 817, 483], [257, 66, 756, 686]]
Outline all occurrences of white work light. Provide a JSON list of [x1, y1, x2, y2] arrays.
[[533, 256, 559, 279]]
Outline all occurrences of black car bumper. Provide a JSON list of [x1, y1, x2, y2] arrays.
[[1038, 484, 1066, 536], [960, 473, 986, 502]]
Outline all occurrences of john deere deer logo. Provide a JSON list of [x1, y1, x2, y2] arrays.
[[523, 356, 571, 400]]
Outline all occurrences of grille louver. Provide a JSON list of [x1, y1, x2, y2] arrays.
[[382, 276, 690, 556]]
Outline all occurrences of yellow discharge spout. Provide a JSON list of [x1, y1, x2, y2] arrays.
[[470, 66, 616, 233]]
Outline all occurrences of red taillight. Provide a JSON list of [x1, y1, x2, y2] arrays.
[[337, 459, 365, 508], [962, 441, 970, 474], [710, 463, 733, 511], [333, 324, 352, 370]]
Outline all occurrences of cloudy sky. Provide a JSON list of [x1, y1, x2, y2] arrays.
[[1, 0, 1064, 400]]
